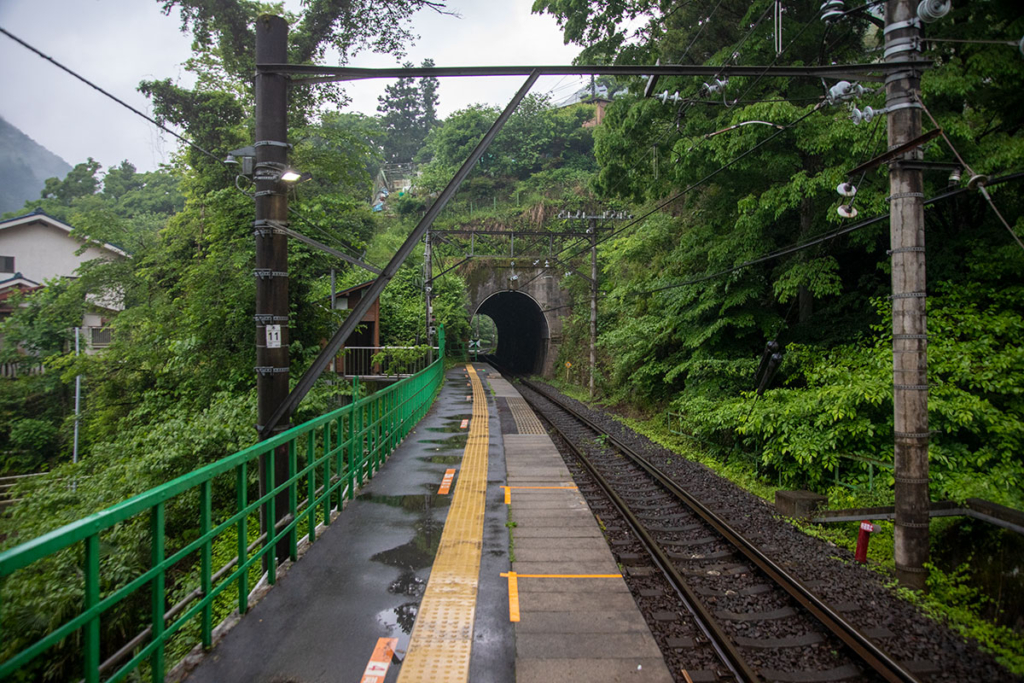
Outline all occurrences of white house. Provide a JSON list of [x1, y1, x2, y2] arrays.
[[0, 210, 127, 352]]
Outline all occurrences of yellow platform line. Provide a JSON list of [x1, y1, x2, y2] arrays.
[[398, 365, 488, 683], [507, 395, 546, 434], [499, 572, 622, 622]]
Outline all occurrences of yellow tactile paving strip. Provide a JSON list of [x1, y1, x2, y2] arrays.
[[398, 365, 488, 683], [507, 396, 546, 434]]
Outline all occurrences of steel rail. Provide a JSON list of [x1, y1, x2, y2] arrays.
[[517, 382, 752, 683], [518, 377, 922, 683]]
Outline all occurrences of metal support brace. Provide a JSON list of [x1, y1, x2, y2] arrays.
[[888, 247, 925, 255], [894, 384, 930, 390], [890, 291, 927, 299]]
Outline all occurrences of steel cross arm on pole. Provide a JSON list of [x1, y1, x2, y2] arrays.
[[258, 62, 931, 84], [258, 70, 541, 439], [264, 220, 382, 274]]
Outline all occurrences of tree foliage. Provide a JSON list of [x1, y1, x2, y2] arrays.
[[537, 0, 1024, 508]]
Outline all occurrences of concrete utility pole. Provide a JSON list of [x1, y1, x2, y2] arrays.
[[254, 15, 291, 566], [425, 228, 434, 361], [885, 0, 930, 589], [589, 218, 598, 398]]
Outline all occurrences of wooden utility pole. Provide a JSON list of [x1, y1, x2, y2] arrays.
[[886, 0, 930, 589], [589, 218, 598, 398], [254, 15, 291, 566]]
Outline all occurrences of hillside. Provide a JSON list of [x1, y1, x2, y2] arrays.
[[0, 115, 71, 215]]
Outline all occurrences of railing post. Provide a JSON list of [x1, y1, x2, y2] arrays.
[[333, 416, 343, 509], [150, 503, 165, 682], [200, 481, 213, 648], [84, 534, 100, 683], [322, 420, 332, 527], [236, 462, 248, 615], [307, 430, 316, 544], [346, 409, 356, 500], [266, 448, 277, 585], [288, 439, 298, 562]]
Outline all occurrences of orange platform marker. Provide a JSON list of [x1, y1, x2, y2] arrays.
[[500, 573, 620, 623], [460, 418, 469, 429], [501, 485, 578, 505], [360, 637, 398, 683], [438, 468, 456, 495]]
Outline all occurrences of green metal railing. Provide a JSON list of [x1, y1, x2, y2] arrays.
[[0, 328, 445, 682]]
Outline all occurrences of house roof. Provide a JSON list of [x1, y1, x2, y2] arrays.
[[0, 273, 42, 307], [0, 272, 41, 292], [333, 280, 377, 298], [0, 209, 130, 258]]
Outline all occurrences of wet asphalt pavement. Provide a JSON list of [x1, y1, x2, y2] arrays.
[[184, 366, 514, 683]]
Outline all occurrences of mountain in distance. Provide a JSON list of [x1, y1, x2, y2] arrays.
[[0, 115, 71, 216]]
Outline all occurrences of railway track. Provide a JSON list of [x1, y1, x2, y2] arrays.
[[514, 375, 922, 683]]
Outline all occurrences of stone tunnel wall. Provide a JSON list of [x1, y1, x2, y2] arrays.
[[464, 266, 571, 377]]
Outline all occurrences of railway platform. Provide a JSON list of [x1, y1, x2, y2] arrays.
[[183, 363, 674, 683]]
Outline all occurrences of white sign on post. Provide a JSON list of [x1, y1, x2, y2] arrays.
[[265, 324, 282, 349]]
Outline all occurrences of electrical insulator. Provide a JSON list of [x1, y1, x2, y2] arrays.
[[657, 90, 682, 104], [703, 78, 728, 94], [837, 182, 857, 197], [820, 0, 845, 23], [827, 80, 867, 105], [850, 105, 882, 125], [947, 168, 961, 187], [967, 173, 989, 190], [917, 0, 950, 23], [837, 204, 858, 219]]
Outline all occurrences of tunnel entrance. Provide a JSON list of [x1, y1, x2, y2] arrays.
[[475, 290, 548, 374]]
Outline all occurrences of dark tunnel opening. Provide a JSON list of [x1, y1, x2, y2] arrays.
[[476, 290, 548, 374]]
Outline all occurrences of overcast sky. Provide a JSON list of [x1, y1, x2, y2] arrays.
[[0, 0, 585, 174]]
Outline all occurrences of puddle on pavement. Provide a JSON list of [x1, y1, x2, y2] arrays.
[[425, 424, 468, 434], [424, 455, 462, 464], [371, 517, 444, 570], [375, 603, 417, 659], [418, 434, 469, 449], [357, 492, 452, 511], [389, 571, 426, 597]]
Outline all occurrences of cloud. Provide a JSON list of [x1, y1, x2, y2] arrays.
[[0, 0, 581, 174]]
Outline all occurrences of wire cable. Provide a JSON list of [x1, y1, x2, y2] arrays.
[[0, 26, 223, 163], [919, 101, 1024, 252], [626, 170, 1024, 297]]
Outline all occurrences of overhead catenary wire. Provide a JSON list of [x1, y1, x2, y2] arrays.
[[918, 101, 1024, 252], [625, 170, 1024, 298], [598, 0, 780, 201], [0, 26, 222, 164], [521, 102, 825, 290]]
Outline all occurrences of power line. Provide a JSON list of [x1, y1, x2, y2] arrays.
[[919, 101, 1024, 252], [624, 170, 1024, 297], [599, 0, 779, 201], [0, 26, 222, 164]]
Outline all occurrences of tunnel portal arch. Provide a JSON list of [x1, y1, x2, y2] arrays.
[[475, 291, 549, 375], [465, 267, 571, 377]]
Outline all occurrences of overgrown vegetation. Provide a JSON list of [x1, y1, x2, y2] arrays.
[[1, 0, 1022, 678]]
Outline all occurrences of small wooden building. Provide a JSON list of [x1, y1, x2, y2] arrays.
[[328, 281, 380, 375]]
